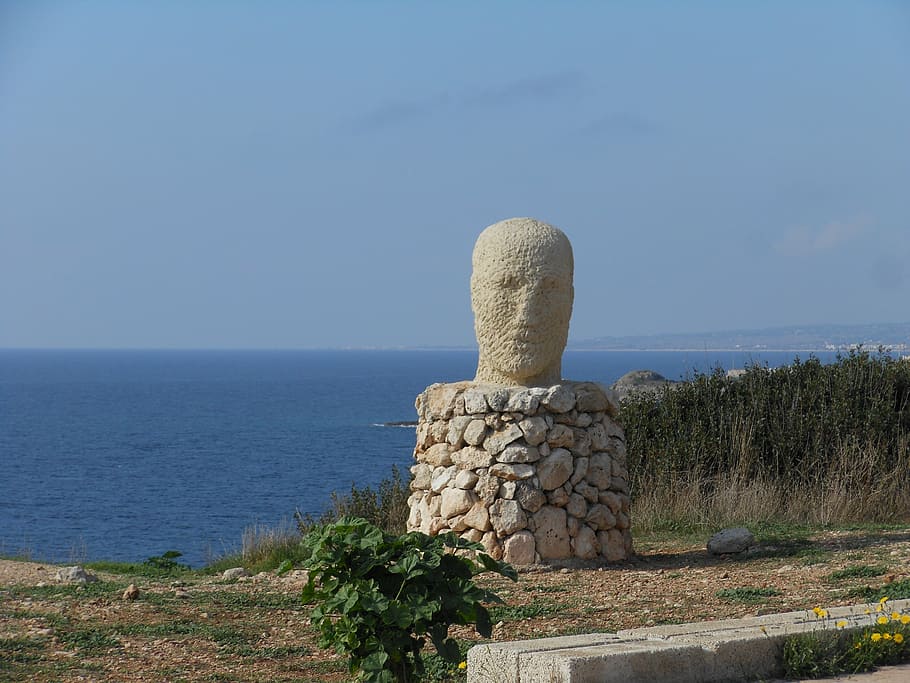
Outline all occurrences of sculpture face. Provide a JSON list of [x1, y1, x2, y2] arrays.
[[471, 218, 574, 386]]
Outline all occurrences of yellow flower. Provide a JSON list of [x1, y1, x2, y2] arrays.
[[892, 612, 901, 621], [458, 661, 467, 670], [877, 604, 884, 612], [880, 596, 890, 604], [865, 609, 872, 614], [895, 633, 905, 644], [878, 616, 889, 625], [901, 615, 910, 625], [836, 620, 848, 629], [871, 633, 882, 642], [883, 633, 892, 640], [818, 609, 828, 618]]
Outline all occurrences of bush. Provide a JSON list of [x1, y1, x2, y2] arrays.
[[621, 350, 910, 527], [294, 517, 516, 682]]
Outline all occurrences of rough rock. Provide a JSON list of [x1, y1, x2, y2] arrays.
[[490, 499, 527, 536], [496, 444, 540, 464], [222, 567, 251, 581], [451, 446, 493, 470], [707, 527, 755, 555], [532, 506, 571, 559], [572, 525, 600, 559], [484, 424, 524, 455], [122, 583, 140, 600], [441, 488, 477, 518], [55, 566, 98, 584], [515, 482, 546, 513], [518, 416, 548, 446], [490, 463, 535, 481], [463, 419, 487, 446], [537, 448, 573, 490], [543, 385, 576, 413], [502, 530, 536, 565]]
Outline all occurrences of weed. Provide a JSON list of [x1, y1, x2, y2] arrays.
[[490, 601, 566, 622], [57, 629, 121, 652], [827, 565, 888, 582], [715, 587, 781, 604]]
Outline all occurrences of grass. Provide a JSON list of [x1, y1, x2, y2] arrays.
[[489, 601, 567, 622], [715, 587, 781, 604], [827, 565, 888, 582]]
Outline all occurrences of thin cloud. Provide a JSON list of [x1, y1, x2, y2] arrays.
[[463, 70, 584, 108], [773, 219, 868, 256], [347, 71, 584, 133]]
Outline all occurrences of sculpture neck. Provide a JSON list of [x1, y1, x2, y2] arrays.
[[473, 358, 562, 388]]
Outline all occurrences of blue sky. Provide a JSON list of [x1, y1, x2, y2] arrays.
[[1, 1, 908, 349]]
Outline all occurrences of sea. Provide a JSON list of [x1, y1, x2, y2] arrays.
[[0, 348, 840, 567]]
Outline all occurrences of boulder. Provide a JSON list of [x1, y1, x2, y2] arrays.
[[222, 567, 251, 581], [502, 530, 536, 565], [537, 448, 573, 490], [532, 506, 571, 559], [55, 566, 98, 584], [707, 527, 755, 555]]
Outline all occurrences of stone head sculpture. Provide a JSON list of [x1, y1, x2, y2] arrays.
[[471, 217, 574, 386]]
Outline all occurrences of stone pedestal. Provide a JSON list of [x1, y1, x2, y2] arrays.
[[407, 381, 632, 564]]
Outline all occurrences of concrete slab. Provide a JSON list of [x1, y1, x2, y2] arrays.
[[467, 600, 910, 683]]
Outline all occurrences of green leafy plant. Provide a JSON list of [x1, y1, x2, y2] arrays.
[[142, 550, 190, 575], [294, 517, 516, 682]]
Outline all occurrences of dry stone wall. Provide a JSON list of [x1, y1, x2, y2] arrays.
[[407, 381, 632, 565]]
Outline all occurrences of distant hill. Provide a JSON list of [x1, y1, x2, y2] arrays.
[[571, 322, 910, 352]]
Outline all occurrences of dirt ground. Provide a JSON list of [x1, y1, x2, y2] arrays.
[[2, 527, 909, 682]]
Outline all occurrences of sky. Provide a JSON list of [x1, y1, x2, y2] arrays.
[[1, 1, 908, 349]]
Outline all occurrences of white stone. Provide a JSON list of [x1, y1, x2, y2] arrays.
[[431, 465, 457, 493], [502, 530, 537, 565], [481, 531, 503, 560], [518, 416, 548, 446], [499, 481, 517, 499], [506, 388, 541, 413], [471, 218, 573, 387], [587, 452, 613, 489], [572, 525, 600, 559], [537, 448, 573, 490], [441, 488, 477, 518], [454, 469, 479, 490], [532, 506, 571, 559], [490, 462, 535, 481], [410, 463, 433, 490], [463, 419, 487, 446], [222, 567, 251, 580], [707, 527, 755, 555], [447, 416, 473, 447], [547, 424, 574, 448], [451, 446, 494, 470], [497, 444, 540, 464], [55, 566, 98, 584], [463, 388, 489, 414], [490, 499, 527, 536], [570, 428, 592, 456], [463, 502, 492, 532], [484, 423, 524, 455], [423, 383, 462, 420], [543, 384, 576, 413], [421, 443, 454, 467], [585, 504, 617, 530]]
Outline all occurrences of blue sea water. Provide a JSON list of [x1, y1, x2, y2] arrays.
[[0, 348, 838, 567]]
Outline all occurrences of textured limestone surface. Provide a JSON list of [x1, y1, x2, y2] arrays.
[[471, 217, 574, 387], [408, 381, 632, 564]]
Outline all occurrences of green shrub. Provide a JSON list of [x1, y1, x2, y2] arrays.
[[621, 350, 910, 526], [298, 466, 411, 536], [293, 517, 516, 682]]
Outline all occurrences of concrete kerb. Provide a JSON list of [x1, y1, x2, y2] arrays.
[[467, 599, 910, 683]]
